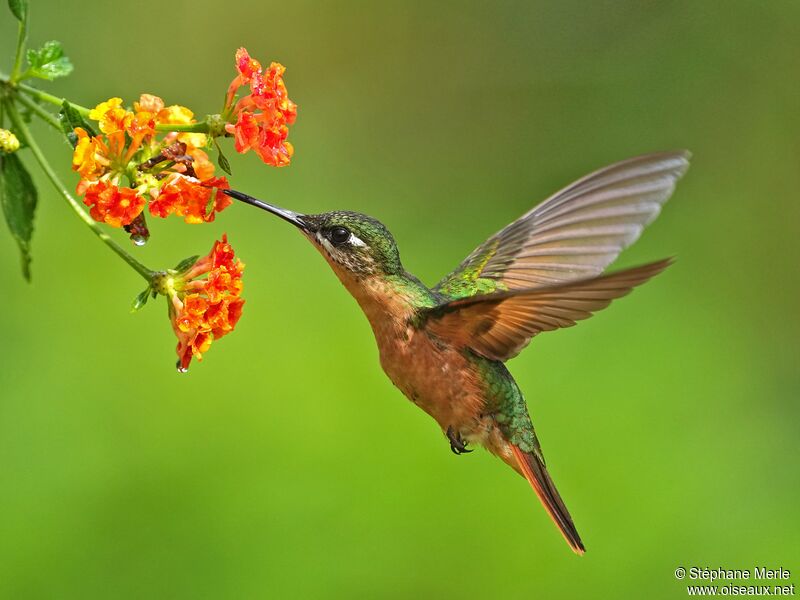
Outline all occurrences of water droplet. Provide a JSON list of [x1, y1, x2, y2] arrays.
[[176, 360, 189, 373], [131, 235, 147, 247]]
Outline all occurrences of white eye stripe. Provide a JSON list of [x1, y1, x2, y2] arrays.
[[349, 234, 367, 247], [319, 236, 335, 254], [315, 230, 369, 266]]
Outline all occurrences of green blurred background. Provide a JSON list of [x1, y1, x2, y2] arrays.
[[2, 1, 799, 598]]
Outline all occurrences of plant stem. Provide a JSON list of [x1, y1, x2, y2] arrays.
[[5, 99, 154, 282], [155, 121, 210, 133], [14, 92, 63, 132], [10, 18, 27, 83], [4, 81, 216, 134], [12, 81, 90, 116]]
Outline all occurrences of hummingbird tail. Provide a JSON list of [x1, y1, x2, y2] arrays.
[[509, 444, 585, 555]]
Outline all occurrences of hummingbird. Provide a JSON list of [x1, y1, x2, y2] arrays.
[[223, 150, 690, 555]]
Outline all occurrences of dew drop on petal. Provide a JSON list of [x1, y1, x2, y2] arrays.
[[131, 235, 147, 247], [176, 360, 189, 373]]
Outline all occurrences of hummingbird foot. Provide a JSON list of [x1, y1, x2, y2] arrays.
[[446, 426, 473, 455]]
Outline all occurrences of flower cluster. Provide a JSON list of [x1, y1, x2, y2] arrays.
[[160, 235, 245, 371], [224, 48, 298, 167], [58, 47, 294, 371], [5, 0, 287, 374], [69, 47, 297, 242], [72, 95, 231, 232]]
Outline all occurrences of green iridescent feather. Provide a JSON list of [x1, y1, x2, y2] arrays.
[[434, 238, 508, 299], [467, 350, 544, 462]]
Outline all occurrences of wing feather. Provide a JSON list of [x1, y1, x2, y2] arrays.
[[434, 152, 689, 297], [424, 259, 671, 361]]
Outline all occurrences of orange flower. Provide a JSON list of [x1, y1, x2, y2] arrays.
[[72, 99, 155, 190], [134, 94, 165, 114], [148, 174, 230, 224], [72, 128, 107, 180], [82, 180, 146, 227], [224, 48, 297, 167], [188, 147, 216, 181], [166, 235, 245, 371]]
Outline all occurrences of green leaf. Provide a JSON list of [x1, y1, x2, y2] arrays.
[[205, 193, 216, 218], [59, 100, 96, 146], [8, 0, 27, 22], [215, 140, 232, 175], [26, 41, 74, 80], [131, 287, 151, 312], [0, 153, 38, 281], [172, 255, 200, 274]]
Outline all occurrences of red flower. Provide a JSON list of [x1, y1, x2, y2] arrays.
[[148, 175, 231, 224], [225, 48, 297, 167], [82, 180, 146, 227]]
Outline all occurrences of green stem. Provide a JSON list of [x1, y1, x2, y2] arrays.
[[5, 81, 216, 134], [15, 81, 91, 116], [155, 122, 210, 133], [5, 99, 154, 282], [14, 92, 63, 132], [10, 19, 27, 83]]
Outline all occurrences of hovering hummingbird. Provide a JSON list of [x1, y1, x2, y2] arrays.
[[223, 150, 690, 554]]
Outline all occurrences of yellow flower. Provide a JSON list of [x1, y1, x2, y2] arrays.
[[160, 104, 193, 123], [88, 97, 123, 120], [158, 104, 207, 148], [89, 97, 132, 134]]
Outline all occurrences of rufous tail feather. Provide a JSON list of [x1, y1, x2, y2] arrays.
[[509, 444, 585, 555]]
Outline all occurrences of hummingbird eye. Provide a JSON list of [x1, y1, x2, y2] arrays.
[[328, 226, 351, 245]]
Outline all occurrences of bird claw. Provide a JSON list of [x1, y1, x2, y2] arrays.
[[447, 426, 473, 455]]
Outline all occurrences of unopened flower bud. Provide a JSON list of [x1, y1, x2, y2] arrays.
[[0, 129, 20, 154]]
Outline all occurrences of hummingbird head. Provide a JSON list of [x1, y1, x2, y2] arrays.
[[223, 190, 403, 279]]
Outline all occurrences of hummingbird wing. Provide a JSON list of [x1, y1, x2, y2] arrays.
[[434, 151, 689, 299], [421, 259, 670, 361]]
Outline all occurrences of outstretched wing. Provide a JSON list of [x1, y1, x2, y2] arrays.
[[422, 259, 671, 361], [434, 151, 689, 298]]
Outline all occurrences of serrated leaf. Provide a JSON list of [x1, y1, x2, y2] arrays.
[[215, 140, 232, 175], [172, 255, 200, 274], [0, 153, 38, 281], [8, 0, 27, 22], [26, 41, 73, 81], [131, 287, 151, 312], [59, 100, 96, 146]]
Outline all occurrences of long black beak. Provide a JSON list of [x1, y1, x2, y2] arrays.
[[223, 189, 307, 230]]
